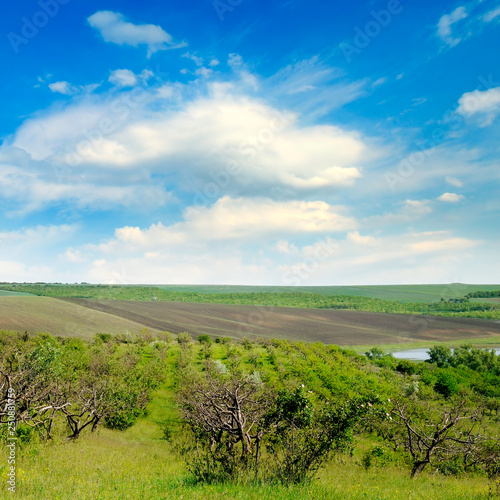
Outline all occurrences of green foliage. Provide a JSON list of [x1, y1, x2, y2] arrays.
[[396, 359, 418, 376], [157, 331, 173, 343], [434, 372, 459, 398], [94, 332, 113, 344], [265, 393, 384, 484], [365, 347, 387, 359], [428, 345, 452, 367], [362, 445, 392, 470], [197, 334, 212, 346], [468, 290, 500, 298], [176, 332, 192, 347]]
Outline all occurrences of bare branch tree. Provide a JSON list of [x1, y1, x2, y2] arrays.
[[380, 398, 499, 478]]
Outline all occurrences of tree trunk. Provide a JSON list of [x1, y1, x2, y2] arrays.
[[411, 460, 429, 478]]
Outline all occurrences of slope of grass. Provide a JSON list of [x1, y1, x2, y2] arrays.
[[0, 296, 157, 338], [3, 283, 500, 303], [3, 436, 491, 499], [2, 340, 496, 499], [154, 283, 500, 303], [0, 289, 33, 296]]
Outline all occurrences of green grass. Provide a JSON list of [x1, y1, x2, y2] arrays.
[[0, 296, 158, 339], [3, 283, 500, 303], [3, 435, 492, 499], [148, 283, 500, 303], [1, 339, 498, 499], [0, 289, 33, 297]]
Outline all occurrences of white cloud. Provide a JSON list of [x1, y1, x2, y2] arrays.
[[280, 230, 481, 286], [108, 69, 138, 88], [92, 197, 357, 255], [483, 7, 500, 22], [87, 11, 186, 56], [437, 6, 468, 46], [363, 199, 432, 227], [457, 86, 500, 124], [0, 160, 170, 215], [77, 228, 482, 286], [48, 81, 100, 96], [438, 192, 465, 203], [445, 176, 463, 188], [10, 83, 370, 199], [49, 81, 77, 95], [266, 56, 367, 118]]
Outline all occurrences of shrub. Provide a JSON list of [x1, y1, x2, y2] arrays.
[[362, 445, 391, 470], [177, 332, 192, 347], [434, 372, 459, 398], [197, 334, 212, 346]]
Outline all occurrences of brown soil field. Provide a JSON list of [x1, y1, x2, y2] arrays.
[[0, 296, 159, 339], [60, 298, 500, 345]]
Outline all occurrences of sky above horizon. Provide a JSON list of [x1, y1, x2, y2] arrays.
[[0, 0, 499, 286]]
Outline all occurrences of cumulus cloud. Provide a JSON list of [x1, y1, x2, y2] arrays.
[[437, 6, 468, 46], [49, 81, 78, 95], [457, 86, 500, 124], [279, 230, 481, 286], [91, 197, 357, 256], [0, 158, 170, 215], [438, 193, 465, 203], [108, 69, 138, 88], [10, 84, 370, 199], [87, 11, 187, 56], [48, 81, 99, 96], [77, 228, 482, 285], [108, 69, 154, 88]]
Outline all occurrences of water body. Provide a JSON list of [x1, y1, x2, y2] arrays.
[[393, 347, 500, 362]]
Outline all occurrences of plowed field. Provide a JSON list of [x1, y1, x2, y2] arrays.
[[60, 298, 500, 345]]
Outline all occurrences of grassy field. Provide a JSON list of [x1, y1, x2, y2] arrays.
[[152, 283, 500, 303], [1, 341, 496, 500], [2, 429, 492, 499], [0, 297, 159, 339], [0, 289, 33, 297], [3, 283, 500, 304]]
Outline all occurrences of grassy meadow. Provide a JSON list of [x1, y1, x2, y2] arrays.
[[2, 334, 500, 499]]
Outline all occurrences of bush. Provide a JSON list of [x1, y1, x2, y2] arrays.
[[157, 331, 173, 343], [362, 445, 391, 469], [197, 334, 212, 346], [161, 425, 174, 442], [396, 359, 418, 376], [434, 372, 459, 398], [177, 332, 192, 347]]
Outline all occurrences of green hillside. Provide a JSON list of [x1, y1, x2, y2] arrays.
[[1, 330, 498, 499]]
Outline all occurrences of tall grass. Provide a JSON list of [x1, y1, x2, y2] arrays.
[[1, 430, 493, 499]]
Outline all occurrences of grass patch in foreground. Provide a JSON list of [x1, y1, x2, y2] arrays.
[[1, 429, 493, 500]]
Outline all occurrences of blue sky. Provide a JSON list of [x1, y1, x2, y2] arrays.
[[0, 0, 499, 285]]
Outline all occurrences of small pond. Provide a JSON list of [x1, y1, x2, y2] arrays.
[[392, 347, 500, 362]]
